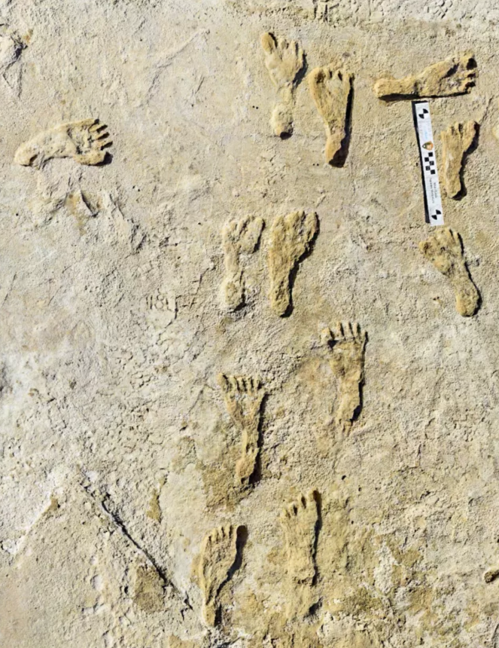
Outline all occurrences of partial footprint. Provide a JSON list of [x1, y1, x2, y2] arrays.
[[217, 374, 265, 488], [441, 121, 478, 198], [314, 0, 331, 22], [419, 227, 480, 317], [199, 524, 241, 626], [309, 64, 353, 165], [484, 567, 499, 584], [321, 322, 367, 431], [261, 32, 305, 137], [280, 490, 320, 620], [132, 563, 165, 613], [268, 210, 319, 316], [374, 53, 477, 99], [221, 215, 265, 311], [15, 119, 112, 168], [493, 99, 499, 141], [0, 25, 26, 96]]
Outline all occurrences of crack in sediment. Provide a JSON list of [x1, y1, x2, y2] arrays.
[[83, 486, 193, 612]]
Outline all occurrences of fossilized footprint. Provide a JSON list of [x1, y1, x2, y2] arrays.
[[199, 524, 241, 626], [309, 64, 353, 165], [419, 227, 480, 317], [441, 121, 478, 198], [221, 216, 265, 311], [217, 373, 265, 488], [321, 322, 367, 431], [268, 210, 319, 316], [133, 564, 165, 613], [14, 119, 112, 168], [374, 53, 477, 99], [261, 32, 304, 137], [280, 490, 319, 620]]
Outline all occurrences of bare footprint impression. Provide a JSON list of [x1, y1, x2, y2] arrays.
[[220, 215, 265, 311], [321, 322, 367, 432], [374, 53, 477, 99], [261, 32, 305, 138], [419, 226, 480, 317], [441, 121, 478, 199], [268, 210, 319, 317], [280, 490, 320, 620], [217, 373, 265, 489], [309, 64, 353, 165], [198, 524, 242, 627], [15, 118, 112, 168]]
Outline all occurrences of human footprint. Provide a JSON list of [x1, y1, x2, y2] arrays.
[[199, 524, 241, 626], [268, 210, 319, 316], [321, 322, 367, 431], [309, 64, 353, 164], [441, 121, 478, 198], [217, 373, 265, 488], [15, 118, 112, 168], [280, 490, 319, 619], [419, 226, 480, 317], [220, 215, 264, 311], [261, 32, 305, 137], [374, 53, 477, 99]]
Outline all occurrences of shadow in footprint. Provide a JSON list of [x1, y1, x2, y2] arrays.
[[454, 123, 480, 201], [330, 79, 354, 168], [282, 216, 321, 318]]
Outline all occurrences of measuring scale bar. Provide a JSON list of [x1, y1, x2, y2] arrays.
[[412, 100, 444, 226]]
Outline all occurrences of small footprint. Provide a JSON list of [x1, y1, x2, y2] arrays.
[[374, 53, 477, 99], [198, 524, 242, 626], [261, 32, 305, 138], [15, 118, 112, 168], [221, 215, 264, 311], [268, 210, 319, 317], [441, 121, 478, 198], [321, 322, 367, 431], [419, 227, 480, 317], [217, 373, 265, 488]]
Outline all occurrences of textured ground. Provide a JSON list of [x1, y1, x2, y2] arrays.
[[1, 0, 499, 646]]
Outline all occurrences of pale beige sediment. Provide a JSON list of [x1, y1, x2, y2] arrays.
[[2, 2, 499, 647]]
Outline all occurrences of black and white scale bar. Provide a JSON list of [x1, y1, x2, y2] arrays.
[[412, 100, 444, 226]]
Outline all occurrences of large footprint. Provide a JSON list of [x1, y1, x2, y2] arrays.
[[261, 32, 304, 137], [280, 490, 319, 620], [309, 64, 353, 165], [374, 53, 477, 99], [419, 227, 480, 317], [268, 210, 319, 316], [15, 119, 112, 168]]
